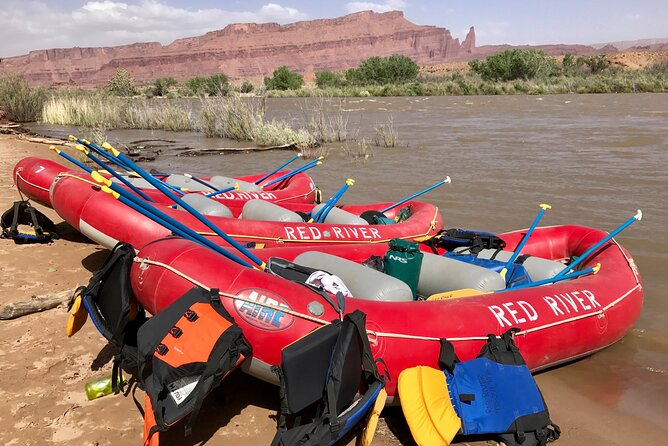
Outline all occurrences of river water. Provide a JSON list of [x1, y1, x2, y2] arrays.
[[30, 93, 668, 429]]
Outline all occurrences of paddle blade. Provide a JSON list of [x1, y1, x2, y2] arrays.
[[66, 291, 88, 337], [356, 388, 387, 446], [427, 289, 489, 301]]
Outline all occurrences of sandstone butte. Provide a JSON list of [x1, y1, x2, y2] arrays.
[[0, 10, 644, 88]]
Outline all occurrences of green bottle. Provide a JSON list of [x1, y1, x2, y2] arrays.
[[84, 375, 123, 400]]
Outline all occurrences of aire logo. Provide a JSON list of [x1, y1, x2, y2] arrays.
[[234, 288, 295, 331]]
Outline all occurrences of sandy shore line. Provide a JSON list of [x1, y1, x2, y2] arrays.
[[0, 133, 662, 445]]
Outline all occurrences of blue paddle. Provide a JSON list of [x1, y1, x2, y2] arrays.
[[49, 146, 93, 173], [499, 203, 551, 282], [100, 142, 265, 269], [254, 153, 303, 185], [75, 144, 155, 202], [553, 210, 642, 279], [205, 184, 240, 198], [380, 177, 451, 214], [508, 263, 601, 290], [183, 173, 219, 192], [310, 179, 355, 223], [94, 176, 254, 268], [262, 157, 323, 188], [69, 135, 131, 171], [75, 137, 186, 196]]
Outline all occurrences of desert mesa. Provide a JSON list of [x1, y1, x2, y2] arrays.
[[0, 10, 630, 88]]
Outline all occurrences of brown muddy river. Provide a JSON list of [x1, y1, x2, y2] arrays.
[[30, 93, 668, 428]]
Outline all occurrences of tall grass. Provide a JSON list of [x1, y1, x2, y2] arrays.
[[198, 95, 319, 151], [0, 75, 47, 122]]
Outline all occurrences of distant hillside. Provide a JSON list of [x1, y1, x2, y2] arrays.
[[591, 37, 668, 51], [2, 10, 656, 88], [0, 11, 475, 87]]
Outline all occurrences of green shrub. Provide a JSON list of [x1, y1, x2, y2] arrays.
[[0, 75, 47, 122], [239, 80, 254, 93], [577, 55, 610, 74], [264, 66, 304, 90], [106, 68, 137, 96], [346, 55, 419, 85], [315, 70, 344, 88], [469, 49, 558, 81], [151, 77, 178, 97], [185, 74, 230, 97]]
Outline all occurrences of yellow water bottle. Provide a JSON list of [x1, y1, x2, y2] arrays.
[[84, 375, 123, 400]]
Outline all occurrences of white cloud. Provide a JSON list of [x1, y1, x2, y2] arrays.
[[345, 0, 406, 14], [0, 1, 308, 57]]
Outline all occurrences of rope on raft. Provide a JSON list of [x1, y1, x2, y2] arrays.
[[134, 257, 641, 343]]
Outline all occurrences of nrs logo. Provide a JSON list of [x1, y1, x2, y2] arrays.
[[387, 255, 408, 264], [234, 288, 295, 331]]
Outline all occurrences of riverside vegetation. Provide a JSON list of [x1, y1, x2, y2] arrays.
[[1, 50, 667, 152]]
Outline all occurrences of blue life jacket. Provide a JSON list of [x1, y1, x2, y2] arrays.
[[439, 329, 561, 446]]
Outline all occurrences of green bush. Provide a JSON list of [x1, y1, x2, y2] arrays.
[[106, 68, 137, 96], [577, 55, 610, 74], [239, 80, 254, 93], [469, 49, 558, 81], [264, 66, 304, 90], [0, 75, 47, 122], [151, 77, 178, 96], [185, 74, 230, 97], [315, 70, 344, 88], [346, 55, 419, 85]]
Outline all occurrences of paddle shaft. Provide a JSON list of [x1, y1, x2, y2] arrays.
[[312, 180, 353, 223], [105, 145, 264, 267], [103, 182, 255, 268], [502, 204, 551, 272], [380, 177, 450, 214], [508, 264, 599, 290], [73, 137, 132, 171], [79, 148, 155, 202], [51, 147, 93, 173], [205, 184, 238, 198], [254, 153, 302, 185], [262, 158, 321, 188], [185, 174, 219, 192], [553, 211, 641, 279], [80, 138, 186, 196]]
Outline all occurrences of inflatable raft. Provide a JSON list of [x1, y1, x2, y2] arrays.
[[13, 157, 320, 207], [130, 224, 643, 401], [48, 172, 442, 249]]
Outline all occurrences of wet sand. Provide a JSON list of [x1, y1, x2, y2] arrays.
[[0, 132, 664, 445]]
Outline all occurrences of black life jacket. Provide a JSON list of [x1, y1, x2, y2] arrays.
[[427, 228, 506, 254], [1, 200, 58, 243], [78, 242, 251, 445], [271, 310, 385, 446]]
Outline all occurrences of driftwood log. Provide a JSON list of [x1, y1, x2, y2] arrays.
[[178, 142, 296, 156], [0, 288, 76, 320]]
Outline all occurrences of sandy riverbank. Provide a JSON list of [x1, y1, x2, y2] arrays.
[[0, 132, 662, 445]]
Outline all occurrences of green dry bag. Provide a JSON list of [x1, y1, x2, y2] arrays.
[[384, 238, 423, 299]]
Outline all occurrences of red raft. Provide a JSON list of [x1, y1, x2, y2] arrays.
[[13, 157, 320, 207], [49, 172, 442, 249], [130, 225, 643, 401]]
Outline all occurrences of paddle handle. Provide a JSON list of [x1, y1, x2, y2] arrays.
[[262, 157, 323, 188], [76, 144, 154, 202], [254, 153, 302, 185], [101, 142, 264, 268], [554, 210, 641, 278], [501, 204, 551, 276], [380, 177, 451, 214], [49, 146, 92, 173]]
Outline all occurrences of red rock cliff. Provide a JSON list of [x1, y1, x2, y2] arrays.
[[0, 11, 475, 87]]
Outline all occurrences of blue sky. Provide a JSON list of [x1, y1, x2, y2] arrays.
[[1, 0, 666, 57]]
